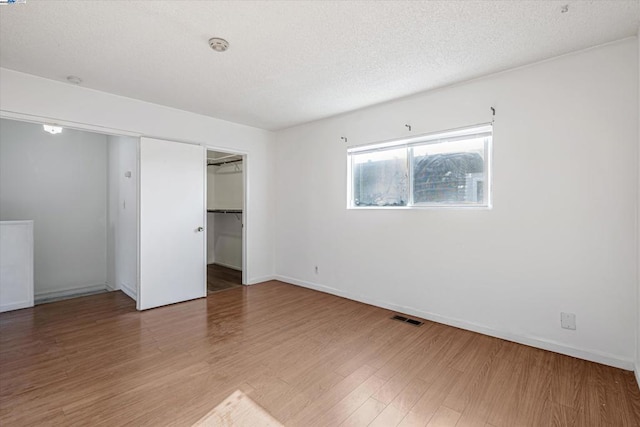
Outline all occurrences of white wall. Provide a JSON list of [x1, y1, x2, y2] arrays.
[[107, 135, 138, 300], [206, 166, 216, 264], [0, 119, 108, 300], [107, 139, 117, 293], [0, 68, 276, 284], [213, 161, 244, 210], [207, 166, 216, 212], [275, 38, 639, 369], [206, 213, 216, 265], [208, 213, 243, 270]]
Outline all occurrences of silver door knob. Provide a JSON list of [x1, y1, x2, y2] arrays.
[[196, 227, 204, 232]]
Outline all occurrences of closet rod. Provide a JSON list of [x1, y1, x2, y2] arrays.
[[207, 158, 242, 167]]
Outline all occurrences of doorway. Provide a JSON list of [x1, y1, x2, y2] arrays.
[[206, 150, 245, 293], [0, 118, 139, 307]]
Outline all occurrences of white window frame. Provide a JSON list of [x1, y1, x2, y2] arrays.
[[347, 124, 493, 209]]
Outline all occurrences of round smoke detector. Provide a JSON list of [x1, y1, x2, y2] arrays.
[[208, 37, 229, 52]]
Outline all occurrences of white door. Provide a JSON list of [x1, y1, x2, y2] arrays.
[[138, 137, 206, 310]]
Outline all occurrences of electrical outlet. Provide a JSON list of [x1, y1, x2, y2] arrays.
[[561, 312, 576, 330]]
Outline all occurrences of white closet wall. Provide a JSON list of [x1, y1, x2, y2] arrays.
[[107, 135, 139, 300], [0, 119, 108, 301]]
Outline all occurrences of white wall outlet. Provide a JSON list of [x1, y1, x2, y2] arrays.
[[561, 312, 576, 330]]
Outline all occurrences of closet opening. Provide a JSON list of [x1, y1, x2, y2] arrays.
[[0, 117, 139, 310], [206, 149, 245, 293]]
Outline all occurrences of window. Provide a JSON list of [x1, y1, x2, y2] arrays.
[[348, 124, 492, 208]]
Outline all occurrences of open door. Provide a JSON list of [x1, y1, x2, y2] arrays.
[[138, 137, 206, 310]]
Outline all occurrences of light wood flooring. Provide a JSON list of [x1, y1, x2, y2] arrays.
[[1, 281, 639, 426], [207, 263, 242, 293]]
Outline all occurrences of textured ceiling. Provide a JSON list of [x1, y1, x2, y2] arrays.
[[0, 1, 639, 131]]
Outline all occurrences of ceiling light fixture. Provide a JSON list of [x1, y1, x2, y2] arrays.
[[66, 75, 83, 85], [208, 37, 229, 52], [43, 125, 63, 135]]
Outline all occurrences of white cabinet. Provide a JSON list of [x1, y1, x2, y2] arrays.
[[0, 221, 34, 312]]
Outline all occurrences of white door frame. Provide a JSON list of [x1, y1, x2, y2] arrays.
[[0, 111, 141, 138], [205, 146, 248, 285]]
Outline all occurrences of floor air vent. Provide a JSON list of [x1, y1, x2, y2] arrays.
[[391, 314, 424, 326]]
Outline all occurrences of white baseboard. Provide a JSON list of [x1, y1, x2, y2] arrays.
[[0, 300, 33, 313], [275, 275, 634, 371], [120, 283, 137, 301], [105, 283, 117, 292], [210, 261, 242, 271], [247, 275, 277, 285], [35, 284, 107, 304]]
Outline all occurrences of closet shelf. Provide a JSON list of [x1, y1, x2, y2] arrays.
[[207, 209, 242, 214], [207, 158, 242, 167]]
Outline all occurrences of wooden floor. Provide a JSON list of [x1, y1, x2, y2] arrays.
[[207, 263, 242, 293], [1, 281, 639, 426]]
